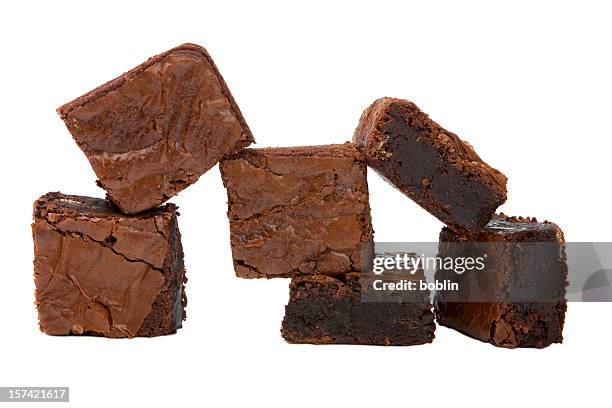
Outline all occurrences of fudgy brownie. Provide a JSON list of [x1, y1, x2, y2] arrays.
[[353, 97, 507, 231], [281, 272, 435, 345], [32, 192, 187, 338], [219, 143, 373, 278], [57, 43, 254, 214], [434, 214, 568, 348]]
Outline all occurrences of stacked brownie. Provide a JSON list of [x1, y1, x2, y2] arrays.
[[219, 144, 435, 345], [33, 43, 253, 337], [219, 144, 372, 279], [352, 97, 567, 348], [34, 44, 567, 347]]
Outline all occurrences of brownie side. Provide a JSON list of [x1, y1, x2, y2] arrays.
[[353, 97, 507, 231], [435, 301, 566, 348], [434, 214, 567, 348], [136, 208, 187, 337], [219, 143, 373, 278], [235, 143, 367, 159], [32, 192, 186, 338], [281, 274, 435, 345], [57, 43, 254, 214]]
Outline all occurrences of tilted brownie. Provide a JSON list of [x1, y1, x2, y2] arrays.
[[281, 271, 435, 346], [434, 214, 568, 348], [32, 192, 187, 338], [57, 43, 254, 214], [353, 97, 507, 231], [219, 143, 373, 278]]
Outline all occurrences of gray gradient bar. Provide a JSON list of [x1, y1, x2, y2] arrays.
[[361, 242, 612, 302]]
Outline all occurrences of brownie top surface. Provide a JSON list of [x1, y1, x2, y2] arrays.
[[35, 192, 175, 221], [33, 192, 178, 270], [57, 43, 234, 120], [292, 273, 361, 286], [230, 142, 363, 160], [219, 141, 372, 278], [443, 213, 562, 242], [486, 213, 559, 234]]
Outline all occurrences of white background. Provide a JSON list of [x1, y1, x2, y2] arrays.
[[1, 1, 610, 407]]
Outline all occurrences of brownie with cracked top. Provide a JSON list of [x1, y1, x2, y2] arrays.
[[281, 272, 435, 345], [219, 143, 373, 278], [434, 214, 568, 348], [57, 43, 254, 214], [353, 97, 507, 231], [32, 192, 186, 338]]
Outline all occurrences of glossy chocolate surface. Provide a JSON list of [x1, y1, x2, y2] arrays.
[[58, 44, 254, 214]]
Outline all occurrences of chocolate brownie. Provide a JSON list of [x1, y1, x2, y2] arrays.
[[219, 143, 373, 278], [57, 43, 254, 214], [281, 271, 435, 345], [353, 97, 507, 231], [434, 214, 568, 348], [32, 192, 187, 338]]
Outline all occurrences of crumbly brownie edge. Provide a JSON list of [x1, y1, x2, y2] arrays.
[[444, 213, 566, 242], [491, 301, 566, 348], [353, 97, 391, 160], [136, 211, 187, 337], [436, 301, 566, 349], [223, 142, 364, 163], [281, 274, 435, 346], [34, 192, 171, 221]]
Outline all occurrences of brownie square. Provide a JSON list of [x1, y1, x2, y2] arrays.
[[434, 214, 568, 348], [32, 192, 187, 338], [219, 143, 373, 278], [57, 43, 254, 214], [281, 272, 435, 345], [353, 97, 507, 231]]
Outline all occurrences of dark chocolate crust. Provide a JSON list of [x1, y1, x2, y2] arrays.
[[353, 97, 507, 231], [434, 214, 568, 348], [32, 192, 187, 338], [219, 143, 373, 278], [57, 43, 254, 214], [281, 273, 435, 345]]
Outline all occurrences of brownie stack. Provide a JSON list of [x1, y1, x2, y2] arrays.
[[352, 97, 567, 348], [33, 44, 567, 348], [219, 145, 436, 345], [33, 44, 254, 338]]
